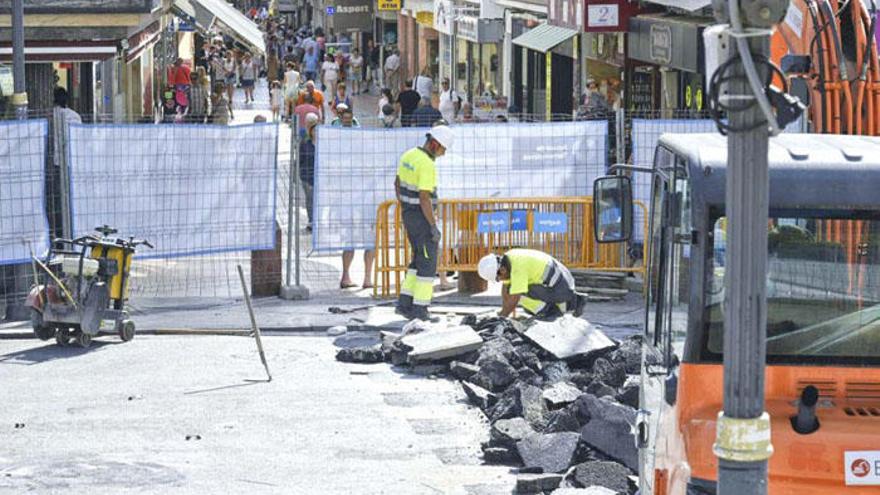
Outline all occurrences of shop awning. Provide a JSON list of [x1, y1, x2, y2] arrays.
[[641, 0, 711, 12], [189, 0, 266, 54], [512, 23, 577, 53], [0, 41, 117, 63]]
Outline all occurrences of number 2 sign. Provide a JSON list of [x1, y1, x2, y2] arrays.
[[588, 4, 619, 28]]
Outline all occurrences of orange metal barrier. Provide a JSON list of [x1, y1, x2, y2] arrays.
[[373, 197, 648, 298]]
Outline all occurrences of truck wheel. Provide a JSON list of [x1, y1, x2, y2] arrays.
[[75, 331, 91, 348], [55, 328, 71, 347], [118, 320, 135, 342], [31, 310, 54, 341]]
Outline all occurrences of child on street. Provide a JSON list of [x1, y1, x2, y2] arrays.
[[270, 80, 283, 122]]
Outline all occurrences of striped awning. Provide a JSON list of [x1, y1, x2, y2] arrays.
[[512, 23, 577, 53]]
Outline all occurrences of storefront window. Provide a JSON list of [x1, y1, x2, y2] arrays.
[[456, 38, 469, 97], [0, 64, 13, 118]]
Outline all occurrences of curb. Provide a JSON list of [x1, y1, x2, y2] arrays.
[[0, 325, 386, 340]]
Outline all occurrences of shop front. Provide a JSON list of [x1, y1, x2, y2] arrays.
[[454, 15, 503, 107], [626, 12, 710, 115], [512, 22, 578, 120]]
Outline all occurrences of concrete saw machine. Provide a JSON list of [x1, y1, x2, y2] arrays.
[[26, 226, 152, 348]]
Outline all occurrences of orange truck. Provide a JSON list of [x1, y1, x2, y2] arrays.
[[594, 132, 880, 494]]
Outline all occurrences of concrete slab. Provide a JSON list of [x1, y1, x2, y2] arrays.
[[403, 326, 484, 363], [522, 315, 616, 360]]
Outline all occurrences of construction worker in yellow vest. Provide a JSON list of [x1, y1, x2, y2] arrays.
[[394, 125, 455, 320], [477, 249, 586, 320]]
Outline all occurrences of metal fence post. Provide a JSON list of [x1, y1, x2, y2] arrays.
[[615, 107, 625, 166], [280, 118, 309, 300]]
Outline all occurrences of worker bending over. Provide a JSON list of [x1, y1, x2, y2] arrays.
[[394, 125, 455, 320], [478, 249, 586, 320]]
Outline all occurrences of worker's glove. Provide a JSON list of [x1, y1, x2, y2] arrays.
[[430, 224, 442, 243]]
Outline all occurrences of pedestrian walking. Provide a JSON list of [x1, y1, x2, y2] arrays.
[[330, 82, 352, 117], [210, 82, 231, 125], [187, 71, 210, 123], [396, 79, 421, 127], [577, 78, 610, 120], [223, 52, 237, 119], [299, 112, 319, 231], [477, 249, 586, 320], [438, 77, 463, 124], [297, 80, 325, 122], [378, 88, 393, 118], [412, 96, 442, 127], [384, 49, 400, 98], [394, 125, 455, 320], [239, 53, 258, 104], [294, 93, 321, 130], [414, 66, 433, 100], [348, 48, 364, 95], [321, 53, 339, 98], [337, 107, 373, 290], [283, 61, 301, 120], [270, 80, 283, 122], [367, 39, 382, 92]]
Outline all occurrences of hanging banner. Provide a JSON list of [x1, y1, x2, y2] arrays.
[[313, 121, 609, 250]]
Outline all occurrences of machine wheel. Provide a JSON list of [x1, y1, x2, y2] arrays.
[[118, 320, 135, 342], [75, 331, 92, 348], [31, 309, 54, 341], [55, 328, 71, 347]]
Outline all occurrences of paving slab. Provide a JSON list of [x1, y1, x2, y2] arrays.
[[522, 316, 616, 360]]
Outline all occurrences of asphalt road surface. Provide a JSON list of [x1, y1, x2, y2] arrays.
[[0, 334, 517, 494]]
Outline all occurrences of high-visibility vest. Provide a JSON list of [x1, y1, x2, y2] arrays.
[[505, 248, 555, 296], [396, 147, 437, 210]]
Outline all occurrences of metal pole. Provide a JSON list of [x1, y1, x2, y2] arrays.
[[712, 1, 787, 493], [11, 0, 28, 120], [293, 119, 301, 287], [285, 120, 295, 287]]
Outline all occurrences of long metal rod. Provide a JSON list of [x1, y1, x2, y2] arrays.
[[237, 264, 272, 381], [12, 0, 27, 120], [285, 121, 295, 287], [293, 120, 302, 287]]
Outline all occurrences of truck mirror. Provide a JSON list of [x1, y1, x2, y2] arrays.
[[593, 175, 633, 243]]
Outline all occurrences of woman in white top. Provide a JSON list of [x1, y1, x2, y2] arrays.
[[321, 53, 339, 100], [282, 61, 301, 121], [414, 66, 434, 100], [239, 53, 257, 104], [222, 52, 237, 118], [348, 48, 364, 94]]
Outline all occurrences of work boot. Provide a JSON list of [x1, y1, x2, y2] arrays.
[[409, 306, 438, 322], [534, 304, 563, 322], [572, 293, 587, 318], [395, 304, 415, 319]]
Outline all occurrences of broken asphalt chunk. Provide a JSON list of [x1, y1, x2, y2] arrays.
[[335, 346, 385, 363], [516, 431, 580, 474], [542, 382, 582, 409], [576, 394, 638, 470], [516, 473, 563, 494], [461, 381, 496, 411]]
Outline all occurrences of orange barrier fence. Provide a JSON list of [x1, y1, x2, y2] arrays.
[[373, 197, 648, 298]]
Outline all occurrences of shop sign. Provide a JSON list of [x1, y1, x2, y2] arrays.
[[549, 0, 582, 31], [416, 10, 433, 25], [433, 0, 454, 35], [455, 16, 503, 42], [628, 15, 704, 72], [378, 0, 401, 10], [329, 0, 373, 31], [649, 24, 672, 65], [583, 0, 639, 32]]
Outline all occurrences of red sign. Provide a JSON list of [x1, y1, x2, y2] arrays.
[[583, 0, 640, 32]]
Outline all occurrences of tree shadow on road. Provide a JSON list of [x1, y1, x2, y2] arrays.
[[0, 340, 117, 365]]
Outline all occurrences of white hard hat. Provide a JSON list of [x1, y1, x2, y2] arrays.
[[428, 125, 454, 150], [478, 254, 500, 282]]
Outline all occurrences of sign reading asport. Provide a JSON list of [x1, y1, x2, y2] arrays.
[[845, 451, 880, 485], [329, 0, 372, 31]]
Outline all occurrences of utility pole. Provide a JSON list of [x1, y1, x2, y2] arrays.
[[11, 0, 28, 120], [711, 1, 788, 494]]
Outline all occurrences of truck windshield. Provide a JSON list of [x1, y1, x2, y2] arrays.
[[706, 213, 880, 364]]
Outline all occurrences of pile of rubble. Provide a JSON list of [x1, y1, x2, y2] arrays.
[[336, 313, 660, 495]]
